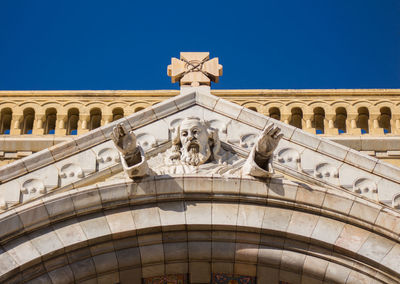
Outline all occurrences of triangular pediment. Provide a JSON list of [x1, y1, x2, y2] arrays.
[[1, 87, 400, 211]]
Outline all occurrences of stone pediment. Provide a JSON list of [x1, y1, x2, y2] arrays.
[[1, 87, 400, 211]]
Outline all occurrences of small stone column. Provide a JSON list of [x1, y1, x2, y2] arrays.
[[102, 114, 113, 126], [55, 113, 67, 136], [303, 113, 314, 134], [32, 113, 45, 135], [9, 114, 22, 135], [325, 113, 337, 135], [78, 114, 90, 135], [369, 112, 383, 135], [347, 112, 361, 135]]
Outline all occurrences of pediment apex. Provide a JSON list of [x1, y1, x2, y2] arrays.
[[1, 88, 400, 210]]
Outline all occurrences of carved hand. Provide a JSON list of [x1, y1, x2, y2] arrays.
[[111, 123, 137, 157], [255, 124, 284, 158]]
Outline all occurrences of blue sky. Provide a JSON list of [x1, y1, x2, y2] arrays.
[[0, 0, 399, 90]]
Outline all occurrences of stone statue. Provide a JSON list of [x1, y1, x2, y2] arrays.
[[111, 117, 283, 178]]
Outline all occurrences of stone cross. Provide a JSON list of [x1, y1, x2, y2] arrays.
[[167, 52, 223, 87]]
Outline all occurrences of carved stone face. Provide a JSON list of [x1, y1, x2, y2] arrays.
[[179, 118, 211, 166]]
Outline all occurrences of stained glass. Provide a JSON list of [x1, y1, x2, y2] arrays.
[[211, 273, 256, 284], [143, 274, 187, 284]]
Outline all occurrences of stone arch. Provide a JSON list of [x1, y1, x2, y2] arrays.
[[0, 177, 399, 283]]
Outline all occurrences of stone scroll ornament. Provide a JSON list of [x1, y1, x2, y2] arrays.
[[111, 117, 283, 178]]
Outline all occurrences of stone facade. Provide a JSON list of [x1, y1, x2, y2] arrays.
[[1, 89, 400, 167], [0, 89, 400, 283]]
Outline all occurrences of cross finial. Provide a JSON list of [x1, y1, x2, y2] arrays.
[[167, 52, 223, 87]]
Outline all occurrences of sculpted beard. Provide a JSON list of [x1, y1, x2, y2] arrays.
[[181, 140, 211, 166]]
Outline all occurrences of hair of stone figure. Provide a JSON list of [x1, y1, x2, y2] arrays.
[[169, 117, 222, 163]]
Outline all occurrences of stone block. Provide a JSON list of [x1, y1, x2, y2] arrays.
[[279, 269, 302, 284], [0, 160, 27, 182], [236, 203, 265, 232], [142, 264, 165, 278], [164, 242, 187, 261], [21, 149, 55, 172], [348, 198, 380, 224], [262, 207, 293, 236], [0, 249, 18, 278], [140, 244, 164, 265], [43, 192, 75, 222], [268, 179, 298, 203], [235, 243, 258, 263], [78, 213, 112, 244], [238, 107, 269, 130], [4, 236, 41, 268], [70, 258, 96, 281], [128, 178, 156, 199], [212, 242, 235, 261], [346, 270, 375, 283], [43, 255, 69, 272], [17, 200, 50, 232], [184, 175, 212, 193], [189, 262, 211, 283], [48, 140, 79, 162], [214, 98, 243, 119], [273, 120, 296, 140], [234, 263, 257, 276], [185, 201, 212, 230], [317, 138, 349, 161], [196, 91, 219, 109], [119, 268, 142, 284], [188, 241, 211, 261], [53, 218, 87, 252], [71, 186, 102, 215], [291, 128, 321, 150], [165, 262, 188, 275], [105, 208, 136, 239], [212, 176, 240, 195], [257, 266, 279, 284], [158, 201, 186, 230], [335, 224, 370, 256], [48, 265, 74, 284], [174, 91, 196, 110], [132, 205, 161, 233], [212, 202, 238, 229], [373, 161, 400, 183], [357, 234, 395, 264], [240, 178, 268, 197], [324, 261, 351, 283], [0, 209, 24, 241], [380, 244, 400, 274], [97, 272, 119, 284], [152, 97, 179, 119], [154, 176, 184, 197], [310, 216, 344, 248], [286, 211, 319, 242], [98, 181, 129, 208], [211, 262, 233, 274], [29, 227, 63, 257], [93, 252, 118, 273], [116, 247, 141, 268], [344, 148, 378, 172], [125, 107, 156, 130], [138, 233, 162, 246], [74, 127, 106, 151], [257, 245, 282, 268], [322, 191, 354, 215], [295, 185, 326, 209]]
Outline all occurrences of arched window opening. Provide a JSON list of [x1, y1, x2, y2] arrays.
[[247, 106, 258, 112], [22, 108, 35, 134], [0, 108, 12, 135], [335, 107, 347, 134], [67, 108, 79, 135], [89, 108, 102, 130], [112, 108, 124, 121], [44, 108, 57, 135], [379, 107, 391, 134], [357, 107, 369, 134], [134, 107, 144, 113], [313, 107, 325, 134], [289, 108, 303, 129], [269, 107, 281, 121]]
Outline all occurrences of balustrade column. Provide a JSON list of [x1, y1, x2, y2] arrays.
[[9, 114, 22, 135], [55, 113, 67, 136], [78, 114, 90, 135], [347, 112, 360, 135], [102, 114, 113, 126], [369, 112, 382, 135], [324, 113, 337, 135], [32, 113, 45, 135], [303, 113, 314, 133]]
